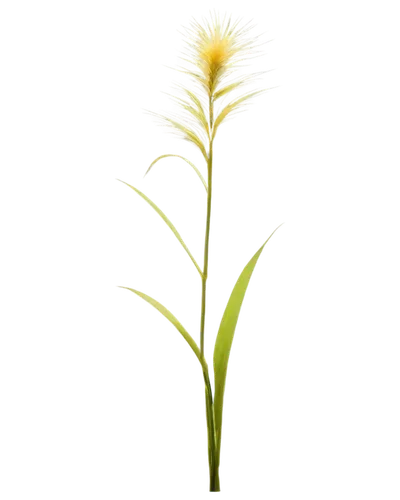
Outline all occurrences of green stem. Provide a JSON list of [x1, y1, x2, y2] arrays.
[[200, 110, 213, 356], [202, 152, 218, 489], [200, 152, 212, 354], [203, 370, 215, 486], [200, 94, 219, 491], [203, 365, 220, 492]]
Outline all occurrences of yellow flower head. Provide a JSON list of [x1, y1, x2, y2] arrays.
[[149, 12, 266, 158]]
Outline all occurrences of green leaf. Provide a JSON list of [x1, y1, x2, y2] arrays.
[[119, 286, 207, 371], [142, 151, 208, 196], [114, 177, 203, 278], [213, 223, 283, 465]]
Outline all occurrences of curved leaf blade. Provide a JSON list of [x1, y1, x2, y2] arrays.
[[119, 286, 207, 371], [213, 223, 283, 464], [142, 151, 208, 196], [114, 177, 203, 278], [117, 284, 200, 359]]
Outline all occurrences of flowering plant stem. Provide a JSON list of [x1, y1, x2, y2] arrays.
[[201, 95, 220, 488], [118, 13, 282, 492]]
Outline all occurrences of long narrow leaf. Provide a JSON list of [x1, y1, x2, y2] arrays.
[[213, 223, 283, 465], [143, 151, 208, 196], [119, 286, 207, 371], [114, 177, 202, 278]]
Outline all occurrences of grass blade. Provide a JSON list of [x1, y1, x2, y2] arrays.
[[143, 151, 208, 196], [114, 177, 203, 278], [119, 286, 206, 370], [213, 223, 283, 465]]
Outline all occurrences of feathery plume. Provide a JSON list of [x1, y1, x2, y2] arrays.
[[150, 12, 266, 156]]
